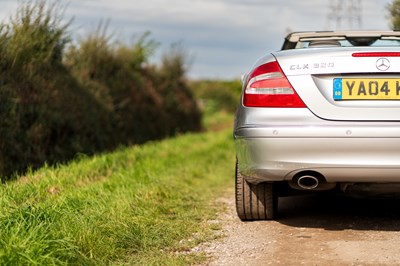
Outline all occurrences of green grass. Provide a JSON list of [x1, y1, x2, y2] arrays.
[[0, 126, 234, 265]]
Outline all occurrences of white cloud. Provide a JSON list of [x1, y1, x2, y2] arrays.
[[0, 0, 394, 79]]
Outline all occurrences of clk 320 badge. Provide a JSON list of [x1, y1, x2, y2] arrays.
[[290, 62, 334, 70]]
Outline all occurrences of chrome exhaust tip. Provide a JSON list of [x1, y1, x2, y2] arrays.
[[297, 175, 319, 190]]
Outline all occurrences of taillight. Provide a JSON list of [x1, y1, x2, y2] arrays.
[[243, 61, 306, 108], [352, 52, 400, 57]]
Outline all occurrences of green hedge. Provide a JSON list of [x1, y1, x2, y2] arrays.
[[0, 1, 201, 179], [189, 79, 242, 114]]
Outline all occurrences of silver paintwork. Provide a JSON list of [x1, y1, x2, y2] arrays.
[[234, 31, 400, 189], [235, 108, 400, 183], [275, 47, 400, 121]]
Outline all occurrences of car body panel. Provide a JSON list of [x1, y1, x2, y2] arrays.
[[235, 107, 400, 183], [236, 137, 400, 183]]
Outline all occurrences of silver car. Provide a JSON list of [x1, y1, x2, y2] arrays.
[[234, 31, 400, 221]]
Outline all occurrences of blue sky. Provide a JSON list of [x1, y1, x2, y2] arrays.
[[0, 0, 393, 79]]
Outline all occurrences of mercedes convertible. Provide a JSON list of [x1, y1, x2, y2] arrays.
[[234, 31, 400, 220]]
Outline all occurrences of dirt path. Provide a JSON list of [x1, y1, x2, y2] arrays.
[[195, 189, 400, 265]]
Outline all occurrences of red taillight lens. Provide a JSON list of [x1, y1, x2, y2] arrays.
[[243, 61, 306, 108]]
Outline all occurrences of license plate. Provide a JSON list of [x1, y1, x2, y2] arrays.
[[333, 78, 400, 100]]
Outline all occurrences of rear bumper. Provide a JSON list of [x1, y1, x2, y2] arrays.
[[235, 126, 400, 184]]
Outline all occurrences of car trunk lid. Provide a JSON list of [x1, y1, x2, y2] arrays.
[[273, 47, 400, 121]]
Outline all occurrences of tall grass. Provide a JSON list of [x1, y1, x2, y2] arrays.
[[0, 128, 234, 265]]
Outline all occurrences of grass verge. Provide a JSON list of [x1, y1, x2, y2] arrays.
[[0, 126, 234, 265]]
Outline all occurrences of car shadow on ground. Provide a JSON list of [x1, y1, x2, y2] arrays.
[[277, 193, 400, 231]]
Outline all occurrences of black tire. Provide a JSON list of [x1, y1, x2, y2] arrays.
[[235, 160, 277, 221]]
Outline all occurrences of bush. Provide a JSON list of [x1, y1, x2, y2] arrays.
[[0, 2, 113, 178], [0, 1, 201, 179], [189, 79, 242, 114], [65, 31, 201, 144], [153, 43, 202, 134]]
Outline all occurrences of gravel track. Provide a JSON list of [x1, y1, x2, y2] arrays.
[[195, 189, 400, 265]]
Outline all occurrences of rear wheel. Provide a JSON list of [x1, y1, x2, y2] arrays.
[[235, 160, 277, 220]]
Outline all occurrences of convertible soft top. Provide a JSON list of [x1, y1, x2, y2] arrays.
[[282, 30, 400, 50]]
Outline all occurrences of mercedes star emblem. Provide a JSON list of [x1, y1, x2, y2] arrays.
[[376, 58, 390, 71]]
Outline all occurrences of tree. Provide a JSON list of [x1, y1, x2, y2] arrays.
[[388, 0, 400, 30]]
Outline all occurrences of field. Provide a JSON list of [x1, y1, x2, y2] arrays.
[[0, 121, 234, 265]]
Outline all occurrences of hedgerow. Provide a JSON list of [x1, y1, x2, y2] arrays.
[[0, 1, 201, 179]]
